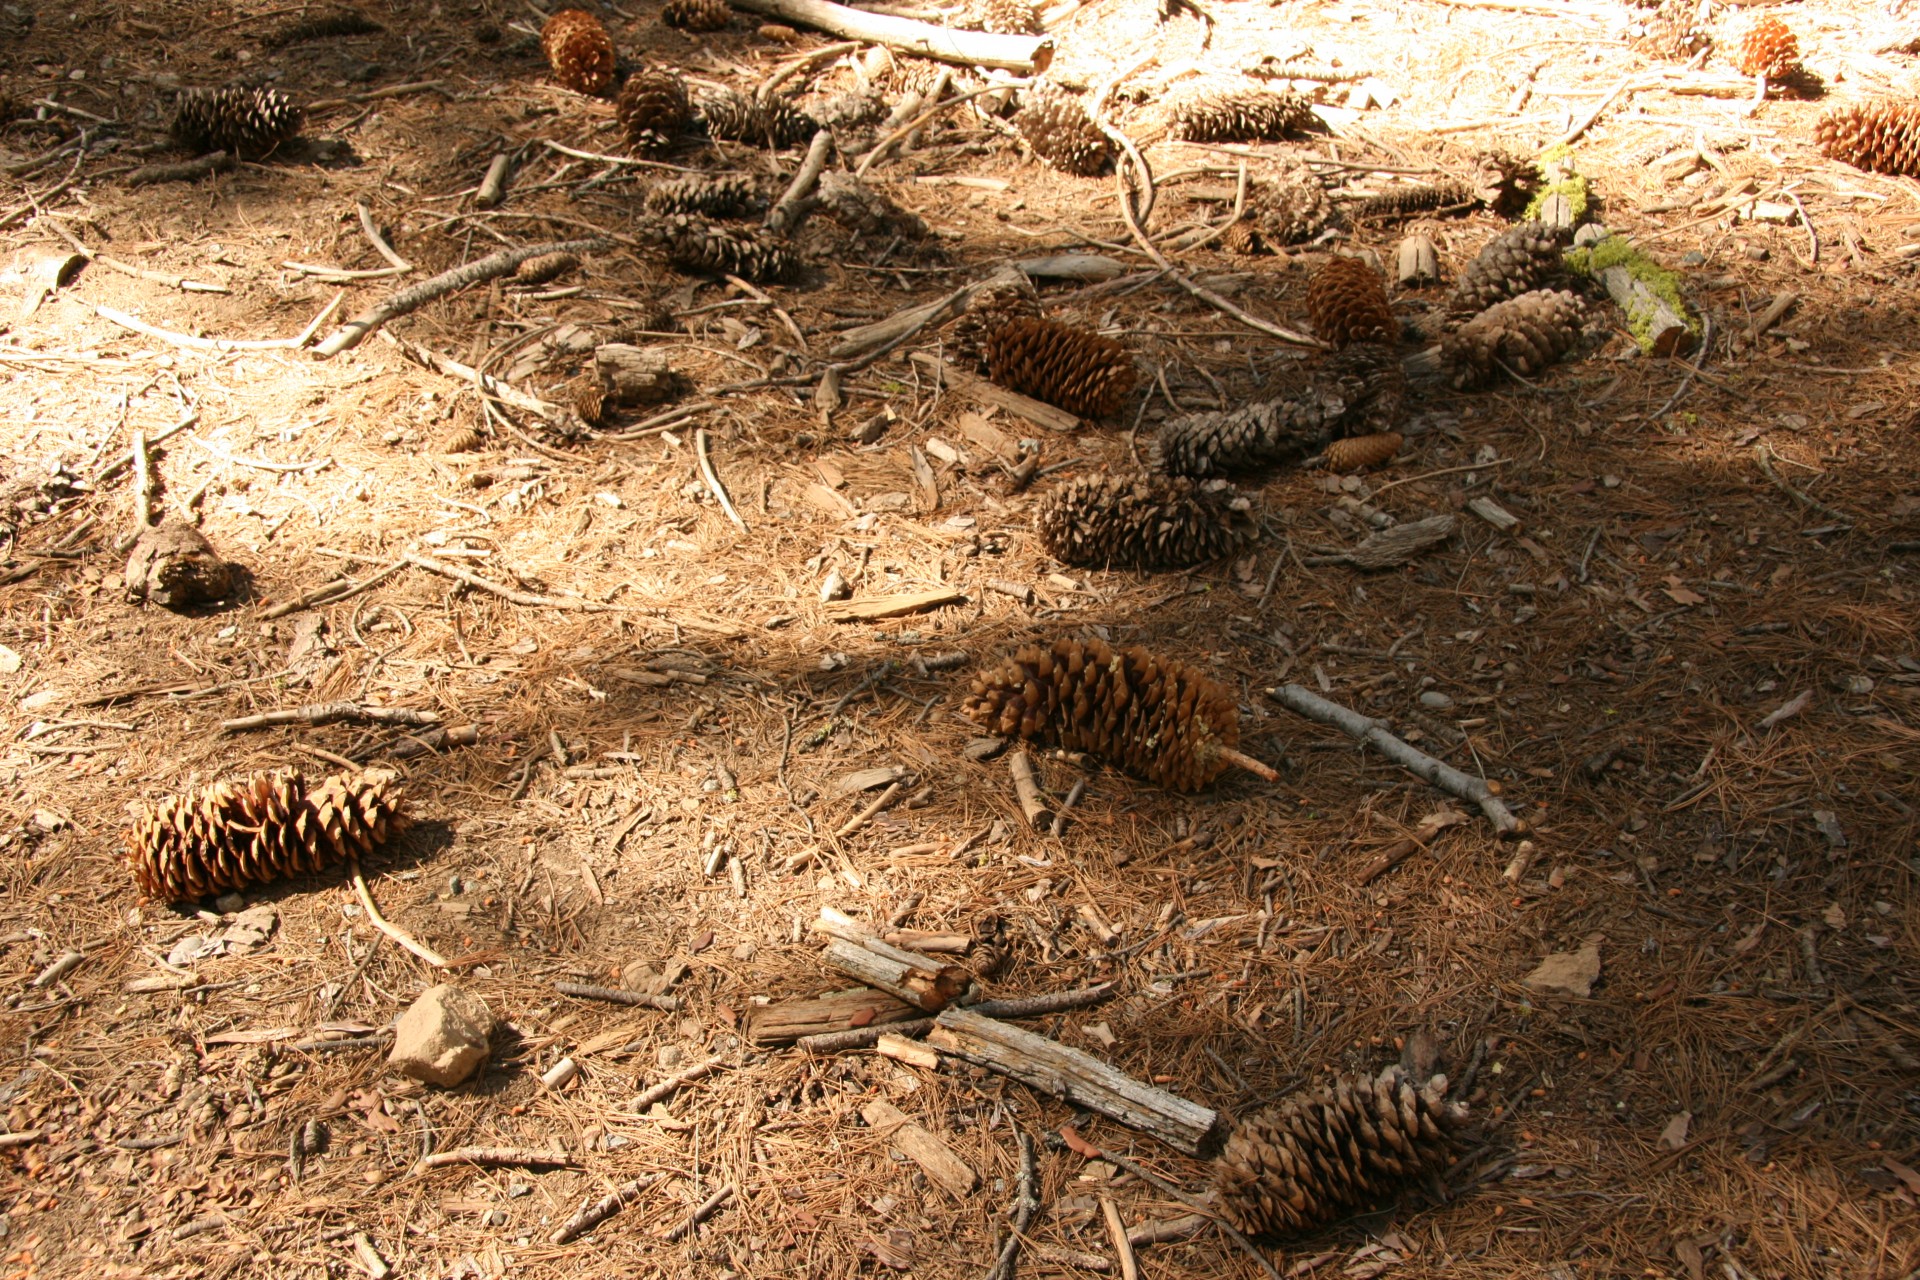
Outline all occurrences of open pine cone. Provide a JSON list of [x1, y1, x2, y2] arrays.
[[541, 8, 617, 95], [127, 768, 406, 901], [1151, 385, 1347, 478], [1170, 84, 1311, 142], [1447, 222, 1569, 318], [1471, 149, 1542, 218], [1213, 1066, 1467, 1238], [1816, 99, 1920, 176], [1441, 288, 1585, 389], [1258, 163, 1332, 245], [645, 172, 763, 218], [645, 215, 798, 282], [696, 86, 818, 147], [1306, 256, 1396, 348], [983, 317, 1136, 418], [1313, 343, 1407, 437], [170, 86, 304, 157], [617, 70, 692, 155], [949, 272, 1042, 370], [1034, 473, 1256, 570], [662, 0, 733, 30], [1015, 84, 1113, 177], [963, 638, 1260, 791], [1633, 0, 1710, 62], [1737, 14, 1800, 78]]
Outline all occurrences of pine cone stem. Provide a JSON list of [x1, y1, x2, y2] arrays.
[[1212, 745, 1278, 781]]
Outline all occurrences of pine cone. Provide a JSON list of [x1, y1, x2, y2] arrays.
[[644, 172, 763, 217], [1324, 432, 1402, 472], [1034, 473, 1256, 570], [1633, 0, 1710, 61], [1347, 181, 1473, 222], [542, 8, 617, 96], [1441, 288, 1585, 389], [1213, 1066, 1467, 1238], [1258, 165, 1332, 246], [815, 173, 927, 238], [126, 768, 407, 902], [264, 10, 383, 47], [617, 70, 692, 155], [950, 272, 1042, 369], [983, 317, 1136, 418], [1471, 149, 1541, 218], [513, 251, 578, 285], [1312, 342, 1407, 436], [1170, 84, 1312, 142], [1306, 256, 1396, 348], [568, 374, 608, 426], [662, 0, 733, 30], [962, 0, 1041, 33], [1016, 84, 1113, 177], [646, 215, 798, 282], [1446, 222, 1568, 318], [1151, 386, 1348, 478], [962, 637, 1250, 791], [1815, 99, 1920, 176], [1737, 15, 1800, 78], [696, 87, 818, 147], [1221, 218, 1266, 255], [170, 86, 304, 157]]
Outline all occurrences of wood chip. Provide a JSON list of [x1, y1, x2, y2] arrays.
[[825, 589, 967, 621], [861, 1099, 978, 1199]]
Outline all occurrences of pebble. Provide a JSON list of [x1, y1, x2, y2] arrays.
[[213, 892, 246, 914], [1418, 691, 1455, 711]]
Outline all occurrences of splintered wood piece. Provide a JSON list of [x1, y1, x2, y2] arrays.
[[594, 344, 680, 405], [861, 1099, 979, 1199], [1212, 745, 1279, 782], [875, 1033, 940, 1069], [818, 921, 968, 1012], [909, 352, 1081, 433], [747, 987, 922, 1044], [825, 588, 966, 621], [927, 1008, 1228, 1157]]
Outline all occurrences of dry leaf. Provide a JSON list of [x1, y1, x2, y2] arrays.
[[1884, 1157, 1920, 1196], [1523, 937, 1602, 999], [1663, 577, 1706, 606], [1659, 1111, 1691, 1149], [1059, 1125, 1103, 1158]]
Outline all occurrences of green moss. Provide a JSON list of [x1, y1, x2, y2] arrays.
[[1524, 173, 1590, 223], [1565, 234, 1700, 353]]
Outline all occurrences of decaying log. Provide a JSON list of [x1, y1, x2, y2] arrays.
[[927, 1008, 1228, 1157], [1566, 229, 1697, 357], [594, 344, 682, 406], [727, 0, 1053, 71], [748, 986, 923, 1044], [815, 907, 968, 1011]]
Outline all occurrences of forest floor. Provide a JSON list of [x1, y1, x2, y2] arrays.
[[0, 0, 1916, 1276]]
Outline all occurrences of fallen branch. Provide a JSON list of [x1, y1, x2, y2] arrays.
[[404, 551, 614, 611], [92, 412, 199, 486], [417, 1147, 574, 1173], [313, 238, 611, 357], [351, 859, 449, 968], [985, 1131, 1041, 1280], [127, 151, 234, 187], [378, 330, 560, 418], [767, 129, 835, 234], [554, 980, 682, 1012], [795, 983, 1115, 1053], [663, 1184, 735, 1241], [727, 0, 1051, 70], [92, 296, 342, 353], [221, 702, 440, 733], [694, 428, 748, 534], [551, 1175, 662, 1245], [1265, 684, 1527, 836]]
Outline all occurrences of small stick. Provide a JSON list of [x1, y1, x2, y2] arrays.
[[351, 859, 449, 968], [417, 1146, 574, 1173], [92, 411, 198, 486], [726, 0, 1050, 71], [635, 1055, 728, 1108], [855, 80, 1033, 179], [127, 151, 234, 187], [663, 1184, 735, 1241], [404, 551, 613, 611], [221, 702, 440, 732], [551, 1175, 662, 1245], [1754, 444, 1852, 523], [130, 429, 155, 532], [475, 153, 512, 209], [985, 1130, 1041, 1280], [357, 202, 412, 271], [32, 952, 83, 987], [554, 981, 682, 1012], [1266, 684, 1527, 837], [1101, 1198, 1140, 1280], [694, 428, 748, 534], [1050, 778, 1086, 837], [1095, 1148, 1284, 1280], [766, 129, 834, 233], [1212, 746, 1278, 782], [0, 1131, 44, 1149], [1501, 838, 1537, 884], [1354, 837, 1419, 886], [261, 558, 408, 620], [93, 296, 341, 353], [836, 780, 902, 838], [796, 983, 1116, 1053], [313, 238, 611, 357], [1008, 751, 1053, 831], [379, 330, 559, 418]]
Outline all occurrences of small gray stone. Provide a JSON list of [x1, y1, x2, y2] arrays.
[[1418, 690, 1455, 711], [213, 892, 247, 914], [388, 984, 495, 1087]]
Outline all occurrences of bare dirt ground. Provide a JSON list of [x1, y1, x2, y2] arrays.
[[0, 0, 1916, 1275]]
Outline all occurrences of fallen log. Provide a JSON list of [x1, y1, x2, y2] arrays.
[[727, 0, 1052, 72]]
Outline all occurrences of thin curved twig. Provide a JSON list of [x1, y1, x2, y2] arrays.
[[855, 79, 1033, 179], [351, 859, 448, 968], [696, 428, 749, 534]]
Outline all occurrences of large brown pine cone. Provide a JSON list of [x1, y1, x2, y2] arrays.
[[1441, 288, 1586, 389], [1150, 386, 1348, 478], [1258, 163, 1332, 246], [962, 637, 1248, 791], [696, 86, 818, 147], [127, 768, 406, 901], [1213, 1066, 1467, 1238], [616, 70, 692, 154], [542, 8, 617, 95], [644, 172, 763, 218], [1306, 256, 1396, 348], [949, 272, 1042, 370], [983, 317, 1136, 418], [1816, 99, 1920, 176], [1737, 15, 1800, 78], [170, 86, 304, 157], [1446, 222, 1569, 318], [644, 215, 799, 282], [1015, 84, 1113, 177], [1170, 84, 1312, 142], [1034, 473, 1256, 570]]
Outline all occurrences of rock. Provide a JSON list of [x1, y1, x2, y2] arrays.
[[214, 892, 246, 914], [124, 519, 233, 609], [1522, 937, 1602, 999], [388, 984, 495, 1086]]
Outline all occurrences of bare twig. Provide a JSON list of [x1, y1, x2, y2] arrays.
[[357, 202, 413, 271], [986, 1131, 1041, 1280], [634, 1055, 729, 1108], [130, 429, 155, 533], [92, 296, 342, 353], [261, 558, 408, 620], [1754, 443, 1852, 523], [694, 428, 749, 534], [1101, 1198, 1141, 1280], [404, 551, 613, 611], [726, 0, 1050, 70], [221, 702, 440, 733], [127, 151, 234, 187], [416, 1147, 574, 1173], [92, 412, 198, 486], [796, 984, 1115, 1053], [663, 1184, 735, 1241], [554, 981, 683, 1012], [551, 1175, 662, 1245], [855, 80, 1034, 179], [475, 153, 513, 209], [351, 860, 449, 968], [767, 129, 835, 233], [1094, 1148, 1284, 1280]]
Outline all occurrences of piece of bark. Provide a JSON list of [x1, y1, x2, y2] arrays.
[[1395, 235, 1438, 286], [825, 588, 966, 621], [747, 986, 922, 1045], [1303, 513, 1456, 570], [861, 1099, 978, 1199], [594, 344, 682, 406], [124, 519, 232, 609], [1466, 496, 1520, 531], [727, 0, 1052, 71], [875, 1033, 940, 1069], [821, 937, 967, 1011], [927, 1008, 1227, 1157], [909, 352, 1080, 433], [1008, 750, 1053, 831]]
